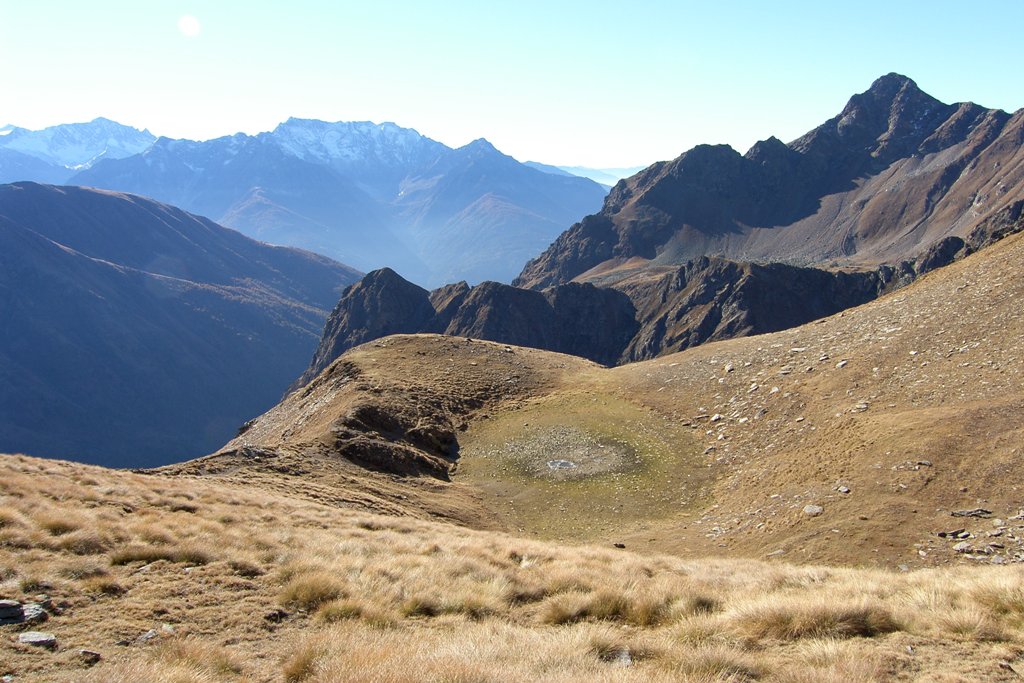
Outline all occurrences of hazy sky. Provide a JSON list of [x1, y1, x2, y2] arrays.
[[4, 1, 1023, 167]]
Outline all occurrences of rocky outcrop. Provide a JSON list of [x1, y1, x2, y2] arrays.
[[296, 271, 638, 386], [297, 268, 438, 387], [516, 74, 1024, 290], [617, 258, 888, 362]]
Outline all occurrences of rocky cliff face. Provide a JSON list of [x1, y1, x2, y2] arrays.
[[516, 74, 1024, 290], [296, 272, 637, 386]]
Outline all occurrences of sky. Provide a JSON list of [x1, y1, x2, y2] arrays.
[[3, 1, 1024, 168]]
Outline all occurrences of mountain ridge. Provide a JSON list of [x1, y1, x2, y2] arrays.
[[515, 73, 1024, 290]]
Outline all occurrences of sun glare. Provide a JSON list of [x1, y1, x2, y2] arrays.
[[177, 14, 201, 38]]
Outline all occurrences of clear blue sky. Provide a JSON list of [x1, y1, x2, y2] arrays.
[[3, 1, 1023, 167]]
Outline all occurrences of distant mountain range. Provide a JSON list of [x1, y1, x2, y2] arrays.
[[1, 118, 607, 287], [523, 162, 645, 189], [0, 182, 359, 467]]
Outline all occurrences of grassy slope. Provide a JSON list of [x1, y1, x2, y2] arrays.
[[2, 453, 1024, 682]]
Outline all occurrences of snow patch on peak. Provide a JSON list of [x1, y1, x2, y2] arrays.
[[0, 118, 156, 169], [269, 118, 446, 168]]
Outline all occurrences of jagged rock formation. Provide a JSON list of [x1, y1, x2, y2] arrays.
[[516, 74, 1024, 290], [296, 270, 636, 386], [0, 182, 359, 467]]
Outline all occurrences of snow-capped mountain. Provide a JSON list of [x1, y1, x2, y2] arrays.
[[269, 118, 447, 169], [0, 117, 155, 171]]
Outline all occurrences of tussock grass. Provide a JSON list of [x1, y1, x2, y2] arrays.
[[81, 574, 126, 595], [2, 453, 1023, 682], [279, 570, 347, 610], [109, 542, 213, 566], [54, 529, 111, 555], [731, 597, 900, 640], [34, 511, 84, 536]]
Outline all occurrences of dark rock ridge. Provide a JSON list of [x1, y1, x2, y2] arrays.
[[0, 182, 360, 467], [516, 73, 1024, 289], [296, 269, 637, 386], [297, 201, 1024, 381]]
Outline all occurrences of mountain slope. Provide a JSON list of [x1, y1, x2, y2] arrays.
[[0, 183, 359, 467], [394, 139, 611, 283], [516, 74, 1024, 289]]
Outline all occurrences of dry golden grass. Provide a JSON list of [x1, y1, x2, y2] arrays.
[[3, 452, 1023, 682]]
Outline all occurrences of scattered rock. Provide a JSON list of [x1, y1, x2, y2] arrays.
[[710, 414, 723, 422], [613, 543, 626, 549], [18, 631, 57, 650], [136, 629, 159, 644], [803, 505, 824, 517], [724, 363, 734, 373], [952, 508, 992, 518], [953, 541, 973, 553], [78, 649, 102, 666], [19, 604, 47, 624], [837, 486, 851, 494], [0, 600, 48, 626], [835, 360, 849, 368], [0, 600, 21, 623], [264, 608, 288, 623]]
